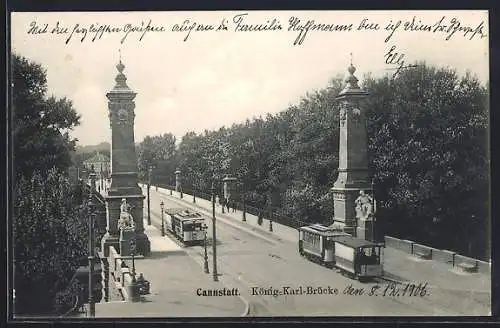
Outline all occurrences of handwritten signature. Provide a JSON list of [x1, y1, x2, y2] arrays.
[[384, 45, 418, 78]]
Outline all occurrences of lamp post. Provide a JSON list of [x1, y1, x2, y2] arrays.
[[130, 238, 137, 283], [100, 163, 104, 191], [160, 201, 165, 237], [202, 223, 209, 274], [242, 185, 246, 222], [211, 180, 218, 282], [147, 165, 152, 226], [192, 174, 197, 204], [87, 193, 96, 318], [371, 178, 375, 242], [221, 187, 225, 214], [269, 211, 273, 232]]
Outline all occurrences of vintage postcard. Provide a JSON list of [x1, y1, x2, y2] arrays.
[[9, 10, 490, 319]]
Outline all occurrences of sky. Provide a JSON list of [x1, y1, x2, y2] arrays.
[[11, 10, 489, 146]]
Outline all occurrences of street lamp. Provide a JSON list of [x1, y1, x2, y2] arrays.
[[100, 163, 104, 191], [202, 223, 209, 274], [371, 178, 376, 242], [147, 165, 152, 226], [87, 193, 96, 318], [242, 183, 246, 222], [192, 173, 197, 204], [160, 201, 165, 237], [221, 185, 225, 214], [130, 238, 137, 283], [269, 211, 273, 232], [211, 180, 218, 282]]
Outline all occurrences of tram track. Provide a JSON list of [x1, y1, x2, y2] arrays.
[[143, 188, 483, 316], [149, 192, 279, 246]]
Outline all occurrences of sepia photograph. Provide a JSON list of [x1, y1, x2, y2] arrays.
[[9, 10, 490, 319]]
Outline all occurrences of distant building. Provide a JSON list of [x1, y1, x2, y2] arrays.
[[83, 152, 110, 178]]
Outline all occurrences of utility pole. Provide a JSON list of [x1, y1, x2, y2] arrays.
[[203, 223, 209, 274], [211, 180, 218, 282], [193, 174, 196, 203], [242, 183, 246, 222], [160, 201, 165, 237], [371, 178, 375, 242], [147, 165, 152, 225]]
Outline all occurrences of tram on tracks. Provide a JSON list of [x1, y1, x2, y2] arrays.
[[164, 208, 206, 246], [298, 224, 384, 281]]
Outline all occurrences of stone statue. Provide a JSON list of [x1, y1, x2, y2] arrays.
[[355, 190, 374, 220], [117, 198, 136, 231]]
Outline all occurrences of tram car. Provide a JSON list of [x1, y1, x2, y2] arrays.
[[298, 224, 349, 268], [332, 235, 384, 281], [298, 224, 384, 281], [164, 208, 206, 246]]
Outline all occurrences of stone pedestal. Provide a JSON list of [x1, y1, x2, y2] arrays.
[[356, 217, 374, 241], [102, 194, 150, 256], [332, 188, 363, 235], [119, 228, 135, 256]]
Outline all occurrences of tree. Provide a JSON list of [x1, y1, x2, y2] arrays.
[[137, 133, 176, 181], [130, 62, 488, 259], [364, 63, 489, 258], [13, 54, 80, 179], [13, 169, 88, 314]]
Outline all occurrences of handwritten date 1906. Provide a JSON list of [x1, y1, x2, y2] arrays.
[[343, 282, 429, 297]]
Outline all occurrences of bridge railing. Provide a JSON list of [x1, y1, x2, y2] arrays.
[[149, 182, 314, 230]]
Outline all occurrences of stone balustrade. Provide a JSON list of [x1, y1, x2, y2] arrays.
[[384, 236, 489, 274], [107, 245, 143, 302]]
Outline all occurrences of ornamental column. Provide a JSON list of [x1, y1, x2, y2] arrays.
[[101, 59, 151, 256], [331, 63, 372, 236]]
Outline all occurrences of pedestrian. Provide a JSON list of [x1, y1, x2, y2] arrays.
[[258, 210, 263, 226], [231, 200, 237, 213], [226, 198, 230, 212]]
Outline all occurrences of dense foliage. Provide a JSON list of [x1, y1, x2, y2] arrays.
[[12, 54, 91, 314], [138, 64, 489, 259], [136, 133, 177, 182], [14, 169, 88, 314], [13, 54, 80, 179]]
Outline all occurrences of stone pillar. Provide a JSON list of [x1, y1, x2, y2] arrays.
[[101, 59, 150, 257], [175, 169, 181, 192], [223, 174, 238, 202], [331, 63, 372, 236]]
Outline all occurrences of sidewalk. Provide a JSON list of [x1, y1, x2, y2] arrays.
[[94, 218, 246, 318], [383, 247, 491, 293]]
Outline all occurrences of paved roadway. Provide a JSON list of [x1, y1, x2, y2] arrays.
[[141, 186, 490, 317]]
